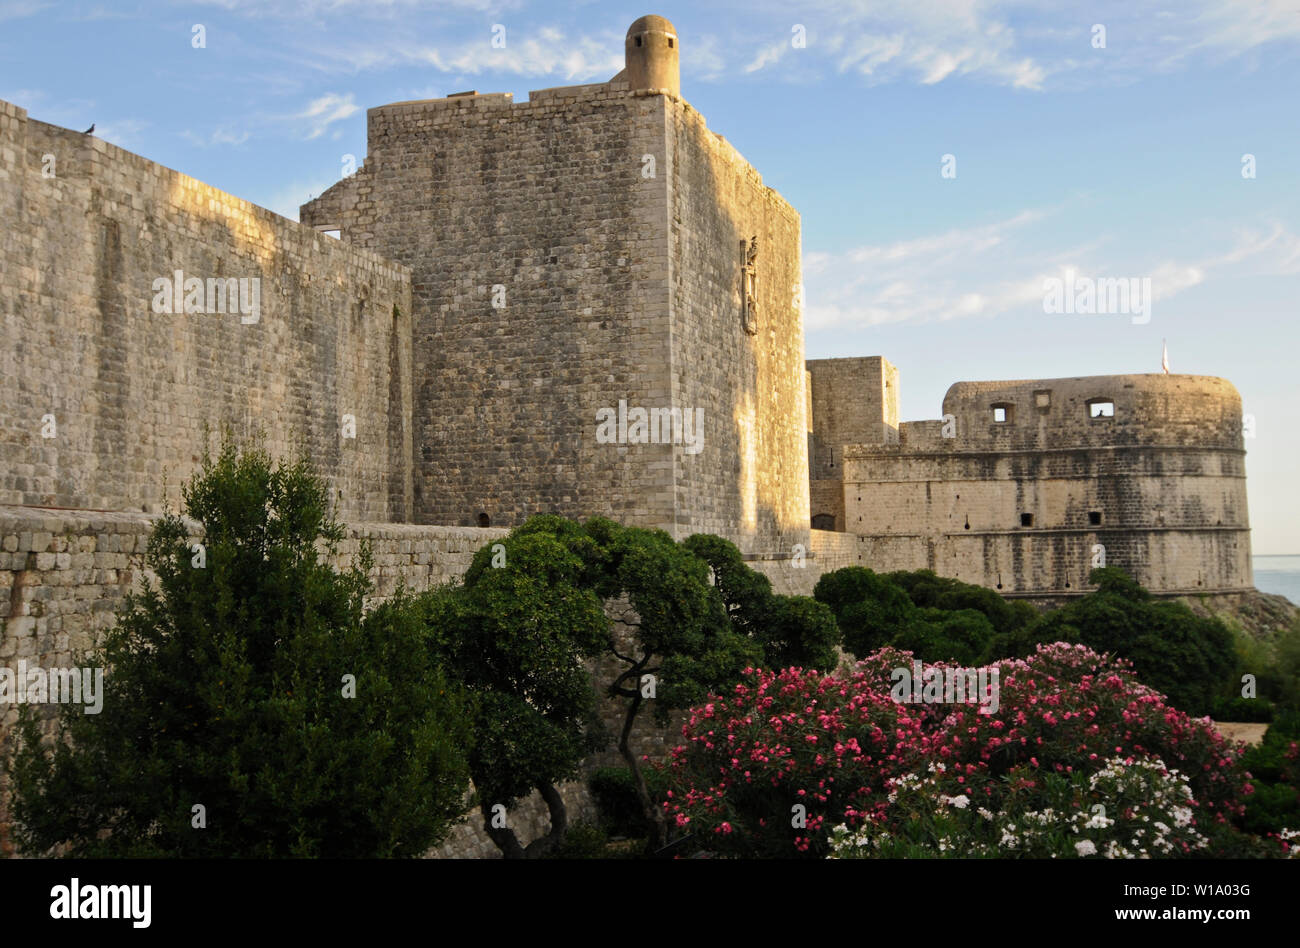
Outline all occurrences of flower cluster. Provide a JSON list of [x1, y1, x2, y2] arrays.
[[829, 756, 1211, 859], [667, 644, 1256, 857], [660, 665, 930, 857]]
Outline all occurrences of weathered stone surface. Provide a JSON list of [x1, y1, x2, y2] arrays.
[[810, 365, 1253, 597], [0, 21, 1264, 858], [0, 101, 414, 523], [300, 45, 810, 555]]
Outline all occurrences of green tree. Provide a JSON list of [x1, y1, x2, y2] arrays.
[[422, 517, 610, 858], [7, 440, 472, 857], [892, 607, 996, 665], [419, 519, 840, 854], [1012, 567, 1238, 715], [682, 534, 839, 671], [887, 568, 1038, 636], [601, 526, 759, 851], [813, 566, 917, 657]]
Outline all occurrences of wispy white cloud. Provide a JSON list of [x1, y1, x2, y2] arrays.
[[743, 1, 1051, 89], [1184, 0, 1300, 58], [92, 118, 147, 149], [295, 93, 359, 139], [688, 33, 727, 81], [181, 126, 251, 147], [323, 27, 624, 82], [742, 0, 1300, 90], [803, 210, 1300, 330], [1202, 221, 1300, 274], [0, 0, 48, 23], [191, 0, 511, 15], [744, 38, 789, 74]]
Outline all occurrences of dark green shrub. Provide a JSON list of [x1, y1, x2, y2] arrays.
[[1011, 568, 1238, 715], [681, 535, 840, 671], [1270, 622, 1300, 710], [552, 821, 610, 859], [886, 569, 1035, 636], [1229, 711, 1300, 839], [7, 440, 472, 858], [891, 607, 996, 665], [589, 766, 669, 838], [813, 567, 916, 657], [1211, 695, 1274, 723]]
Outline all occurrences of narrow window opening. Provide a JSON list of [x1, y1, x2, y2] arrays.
[[635, 36, 642, 46], [667, 37, 674, 48], [1020, 513, 1034, 527], [991, 402, 1014, 423], [477, 512, 491, 527], [1088, 399, 1115, 418], [1088, 511, 1102, 526], [993, 407, 1006, 423]]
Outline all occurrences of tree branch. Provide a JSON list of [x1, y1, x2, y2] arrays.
[[522, 782, 568, 858], [480, 797, 525, 860]]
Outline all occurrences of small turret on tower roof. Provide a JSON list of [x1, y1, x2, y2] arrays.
[[624, 15, 679, 97]]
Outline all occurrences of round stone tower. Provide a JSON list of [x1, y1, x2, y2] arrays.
[[625, 15, 680, 96]]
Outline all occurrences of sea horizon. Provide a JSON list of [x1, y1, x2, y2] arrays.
[[1252, 554, 1300, 606]]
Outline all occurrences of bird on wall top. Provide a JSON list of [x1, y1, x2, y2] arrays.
[[82, 123, 94, 134]]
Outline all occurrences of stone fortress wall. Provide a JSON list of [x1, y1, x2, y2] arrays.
[[302, 87, 679, 537], [0, 100, 415, 524], [0, 13, 853, 856], [0, 503, 847, 857], [809, 358, 1253, 597], [663, 87, 810, 554], [301, 14, 811, 555], [0, 13, 1260, 856]]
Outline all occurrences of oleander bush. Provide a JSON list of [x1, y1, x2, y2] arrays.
[[665, 643, 1262, 858], [1238, 711, 1300, 840], [829, 757, 1228, 859], [996, 568, 1238, 716]]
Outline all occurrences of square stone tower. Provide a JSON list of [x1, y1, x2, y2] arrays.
[[303, 15, 810, 554]]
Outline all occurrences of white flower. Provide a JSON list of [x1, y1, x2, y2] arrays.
[[949, 795, 970, 809], [1075, 840, 1097, 857]]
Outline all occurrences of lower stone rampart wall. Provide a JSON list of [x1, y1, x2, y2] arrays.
[[0, 506, 856, 857]]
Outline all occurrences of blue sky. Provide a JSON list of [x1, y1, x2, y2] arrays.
[[3, 0, 1298, 551]]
